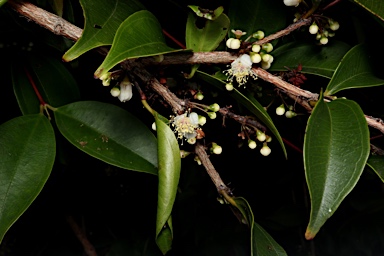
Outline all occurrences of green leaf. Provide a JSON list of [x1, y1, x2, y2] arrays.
[[54, 101, 158, 175], [12, 54, 80, 115], [94, 10, 185, 79], [0, 114, 55, 242], [62, 0, 145, 62], [304, 96, 370, 240], [185, 12, 229, 52], [228, 0, 286, 40], [154, 112, 181, 255], [352, 0, 384, 22], [0, 0, 7, 8], [270, 41, 351, 79], [233, 197, 287, 256], [325, 44, 384, 95], [195, 71, 287, 158], [367, 155, 384, 182], [187, 5, 224, 20]]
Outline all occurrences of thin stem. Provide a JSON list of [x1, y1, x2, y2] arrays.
[[24, 67, 46, 105], [66, 216, 98, 256]]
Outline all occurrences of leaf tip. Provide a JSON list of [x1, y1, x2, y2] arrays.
[[304, 228, 316, 240]]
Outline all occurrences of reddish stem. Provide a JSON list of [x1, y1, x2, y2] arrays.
[[282, 137, 303, 154], [24, 67, 46, 105], [162, 29, 186, 49]]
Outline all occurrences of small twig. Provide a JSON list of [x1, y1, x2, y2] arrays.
[[66, 216, 98, 256], [250, 18, 312, 46], [195, 143, 232, 196], [218, 107, 267, 132]]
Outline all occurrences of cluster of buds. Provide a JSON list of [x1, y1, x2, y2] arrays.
[[247, 129, 272, 156], [308, 19, 340, 45], [276, 104, 297, 118]]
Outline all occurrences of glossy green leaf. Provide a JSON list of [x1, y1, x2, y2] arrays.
[[95, 10, 185, 79], [195, 71, 287, 158], [154, 112, 181, 255], [187, 5, 224, 20], [62, 0, 145, 61], [233, 197, 287, 256], [54, 101, 158, 175], [352, 0, 384, 22], [12, 54, 80, 115], [304, 97, 370, 240], [0, 114, 55, 242], [0, 0, 7, 8], [228, 0, 286, 40], [270, 41, 351, 79], [185, 12, 229, 52], [325, 44, 384, 96], [367, 155, 384, 182]]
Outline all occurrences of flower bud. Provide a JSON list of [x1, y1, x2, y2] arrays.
[[329, 20, 340, 31], [208, 103, 220, 112], [225, 83, 234, 91], [256, 130, 266, 142], [211, 143, 222, 154], [152, 122, 157, 131], [226, 38, 241, 49], [309, 24, 319, 34], [262, 43, 273, 53], [110, 87, 120, 97], [252, 44, 261, 53], [248, 140, 257, 149], [195, 92, 204, 100], [252, 30, 265, 40], [250, 52, 262, 63], [276, 104, 285, 116], [207, 112, 217, 119], [284, 0, 301, 7], [198, 115, 207, 126], [260, 144, 271, 156], [285, 110, 297, 118], [320, 36, 328, 45]]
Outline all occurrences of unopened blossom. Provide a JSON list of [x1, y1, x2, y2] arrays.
[[223, 54, 257, 86], [118, 77, 133, 102], [284, 0, 301, 7], [171, 112, 199, 140]]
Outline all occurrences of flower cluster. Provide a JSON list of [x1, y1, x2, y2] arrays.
[[224, 29, 276, 88], [308, 19, 340, 45]]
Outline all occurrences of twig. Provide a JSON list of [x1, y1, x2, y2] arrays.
[[194, 143, 232, 196], [66, 216, 98, 256]]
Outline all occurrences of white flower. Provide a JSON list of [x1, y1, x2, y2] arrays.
[[171, 112, 199, 140], [223, 54, 257, 86], [118, 77, 133, 102], [284, 0, 301, 7]]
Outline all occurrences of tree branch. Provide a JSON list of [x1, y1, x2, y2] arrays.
[[7, 0, 384, 134]]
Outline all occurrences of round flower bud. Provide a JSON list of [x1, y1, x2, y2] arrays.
[[252, 30, 265, 40], [285, 110, 297, 118], [226, 38, 241, 49], [261, 61, 271, 70], [262, 53, 272, 63], [248, 140, 257, 149], [309, 24, 319, 34], [195, 92, 204, 100], [207, 112, 217, 119], [212, 143, 223, 155], [329, 21, 340, 31], [225, 83, 234, 91], [276, 104, 286, 116], [256, 130, 266, 142], [110, 87, 120, 97], [320, 36, 328, 45], [262, 43, 273, 53], [266, 136, 272, 143], [152, 122, 157, 131], [284, 0, 301, 7], [316, 33, 322, 40], [209, 103, 220, 112], [250, 53, 262, 63], [252, 44, 261, 53], [260, 144, 271, 156], [198, 115, 207, 126]]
